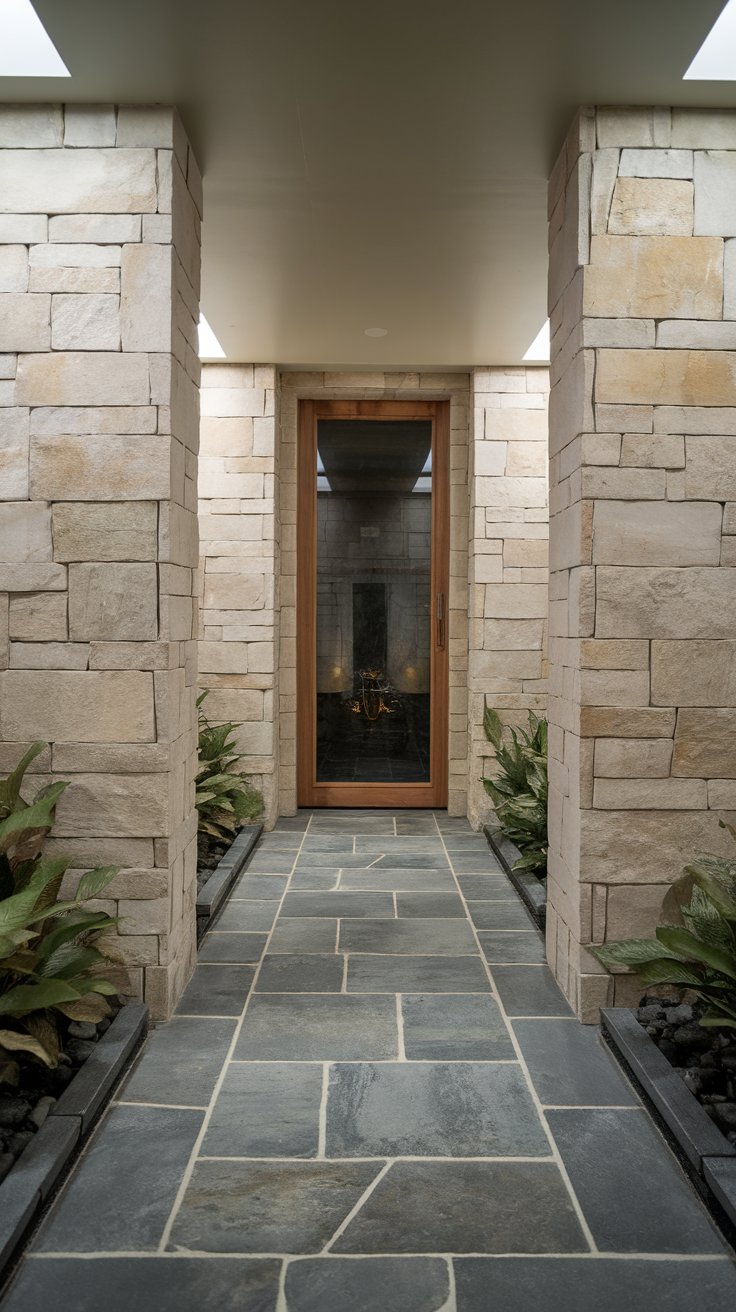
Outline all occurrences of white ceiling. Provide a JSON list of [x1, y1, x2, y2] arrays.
[[4, 0, 732, 366]]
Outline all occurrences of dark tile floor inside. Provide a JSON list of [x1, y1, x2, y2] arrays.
[[3, 810, 735, 1311]]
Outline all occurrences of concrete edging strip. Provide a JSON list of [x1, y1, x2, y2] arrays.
[[195, 823, 264, 937], [483, 826, 547, 929], [0, 1001, 148, 1276]]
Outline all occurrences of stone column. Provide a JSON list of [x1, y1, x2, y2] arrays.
[[547, 105, 736, 1020], [468, 367, 549, 827], [0, 103, 202, 1019], [198, 363, 281, 828]]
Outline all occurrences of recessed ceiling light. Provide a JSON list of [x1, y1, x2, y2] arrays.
[[198, 314, 226, 359], [684, 0, 736, 79], [522, 320, 550, 362], [0, 0, 70, 76], [364, 327, 388, 337]]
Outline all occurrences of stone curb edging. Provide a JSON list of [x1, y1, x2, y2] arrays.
[[601, 1006, 736, 1241], [483, 826, 547, 930], [0, 1001, 148, 1280], [195, 823, 264, 942]]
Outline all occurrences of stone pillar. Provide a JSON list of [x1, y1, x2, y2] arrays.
[[0, 103, 202, 1019], [547, 106, 736, 1020], [198, 363, 281, 828], [467, 367, 549, 827]]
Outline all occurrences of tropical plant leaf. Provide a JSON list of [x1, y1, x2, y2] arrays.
[[0, 979, 82, 1017], [0, 1028, 55, 1067], [0, 741, 46, 819], [589, 938, 683, 968], [22, 1013, 60, 1063], [656, 926, 736, 979], [56, 993, 110, 1022], [634, 958, 706, 987]]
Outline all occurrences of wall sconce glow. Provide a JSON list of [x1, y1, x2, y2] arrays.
[[0, 0, 70, 76], [198, 314, 226, 359], [522, 320, 550, 361], [684, 0, 736, 79]]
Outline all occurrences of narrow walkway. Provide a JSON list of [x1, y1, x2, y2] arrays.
[[3, 811, 735, 1311]]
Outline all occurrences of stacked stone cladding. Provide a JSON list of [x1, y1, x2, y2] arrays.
[[198, 364, 281, 827], [468, 367, 550, 828], [548, 105, 736, 1019], [0, 103, 202, 1019]]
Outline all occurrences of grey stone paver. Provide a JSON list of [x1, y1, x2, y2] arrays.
[[5, 808, 733, 1312]]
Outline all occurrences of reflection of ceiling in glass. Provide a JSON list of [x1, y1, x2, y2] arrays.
[[317, 421, 432, 494]]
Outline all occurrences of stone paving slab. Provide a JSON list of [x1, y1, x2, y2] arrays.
[[5, 808, 733, 1312]]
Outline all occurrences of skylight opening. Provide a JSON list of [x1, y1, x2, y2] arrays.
[[198, 314, 226, 359], [684, 0, 736, 79], [522, 320, 550, 362], [0, 0, 70, 76]]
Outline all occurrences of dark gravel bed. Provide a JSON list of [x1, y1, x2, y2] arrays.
[[0, 998, 124, 1185], [636, 996, 736, 1146]]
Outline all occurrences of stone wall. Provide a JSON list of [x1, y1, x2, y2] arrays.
[[547, 106, 736, 1019], [468, 367, 550, 827], [0, 103, 202, 1019], [198, 364, 280, 827]]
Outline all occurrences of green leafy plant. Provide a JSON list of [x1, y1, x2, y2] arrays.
[[196, 692, 263, 842], [590, 823, 736, 1030], [0, 743, 120, 1077], [480, 700, 548, 874]]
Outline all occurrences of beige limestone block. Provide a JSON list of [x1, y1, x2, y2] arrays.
[[0, 149, 157, 214], [89, 642, 173, 670], [594, 738, 673, 778], [605, 884, 670, 940], [504, 443, 547, 477], [595, 404, 653, 434], [482, 584, 547, 620], [10, 642, 89, 670], [502, 540, 548, 568], [483, 619, 545, 650], [694, 151, 736, 236], [52, 501, 157, 562], [200, 417, 253, 458], [585, 237, 722, 320], [63, 105, 116, 147], [580, 669, 649, 707], [684, 434, 736, 500], [580, 639, 648, 669], [673, 709, 736, 778], [16, 352, 148, 406], [608, 178, 693, 237], [583, 320, 655, 350], [53, 742, 170, 773], [590, 149, 619, 235], [548, 351, 595, 457], [484, 409, 547, 442], [620, 433, 684, 468], [53, 773, 168, 838], [0, 502, 51, 563], [619, 149, 693, 179], [50, 294, 120, 351], [49, 214, 141, 244], [30, 434, 170, 501], [592, 500, 721, 567], [656, 320, 736, 350], [1, 407, 28, 501], [0, 562, 65, 591], [0, 669, 154, 743], [30, 244, 122, 269], [473, 443, 506, 477], [596, 108, 658, 149], [121, 244, 173, 352], [8, 592, 67, 641], [597, 350, 736, 408], [0, 356, 16, 380], [548, 154, 592, 310], [581, 468, 664, 500], [654, 406, 736, 436], [708, 780, 736, 809], [0, 247, 28, 294], [724, 239, 736, 321], [580, 808, 734, 884], [597, 566, 736, 640], [579, 707, 676, 738], [0, 215, 46, 244], [200, 388, 266, 419], [116, 106, 187, 158], [68, 562, 157, 641], [203, 573, 265, 611], [0, 106, 63, 148], [672, 110, 736, 149], [651, 640, 736, 707], [31, 406, 157, 436], [0, 294, 50, 352], [45, 836, 154, 868], [29, 268, 120, 295]]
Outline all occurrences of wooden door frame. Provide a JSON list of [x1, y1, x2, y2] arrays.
[[296, 397, 449, 808]]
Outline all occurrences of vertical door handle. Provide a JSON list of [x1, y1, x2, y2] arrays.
[[436, 592, 445, 650]]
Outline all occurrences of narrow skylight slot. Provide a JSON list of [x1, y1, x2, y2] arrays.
[[0, 0, 70, 76], [198, 314, 226, 359], [522, 320, 550, 362], [684, 0, 736, 79]]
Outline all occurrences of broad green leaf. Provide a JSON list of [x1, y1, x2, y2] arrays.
[[635, 958, 705, 987], [589, 938, 683, 967], [0, 783, 68, 857], [74, 865, 118, 903], [35, 910, 115, 963], [38, 943, 104, 981], [688, 868, 736, 924], [0, 978, 81, 1016], [56, 992, 110, 1022], [0, 742, 47, 818], [656, 926, 736, 980]]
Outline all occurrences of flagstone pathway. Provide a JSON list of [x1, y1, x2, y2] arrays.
[[2, 810, 735, 1311]]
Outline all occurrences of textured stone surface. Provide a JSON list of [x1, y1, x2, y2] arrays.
[[0, 148, 157, 214], [0, 670, 154, 742], [53, 501, 158, 562]]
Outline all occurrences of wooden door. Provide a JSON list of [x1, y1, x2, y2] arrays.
[[296, 398, 449, 807]]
